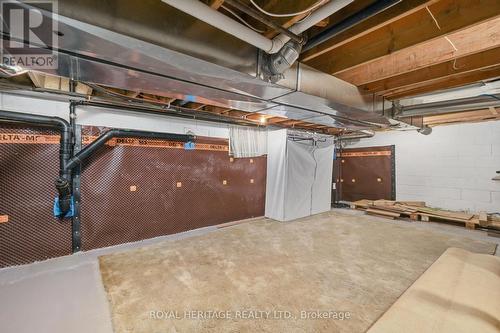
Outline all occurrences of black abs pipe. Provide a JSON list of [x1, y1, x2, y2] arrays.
[[302, 0, 402, 53], [0, 110, 73, 215], [0, 109, 195, 219], [64, 129, 194, 172]]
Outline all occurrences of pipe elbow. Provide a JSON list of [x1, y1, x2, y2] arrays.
[[55, 177, 72, 217], [267, 37, 286, 54]]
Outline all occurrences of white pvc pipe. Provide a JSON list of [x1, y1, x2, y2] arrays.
[[162, 0, 353, 54], [161, 0, 273, 51], [269, 0, 354, 53]]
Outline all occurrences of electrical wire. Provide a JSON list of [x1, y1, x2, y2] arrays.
[[220, 4, 266, 33], [249, 0, 327, 18]]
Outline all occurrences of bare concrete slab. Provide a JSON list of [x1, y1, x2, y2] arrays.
[[0, 210, 498, 333], [0, 226, 217, 333], [99, 210, 496, 333], [0, 261, 112, 333]]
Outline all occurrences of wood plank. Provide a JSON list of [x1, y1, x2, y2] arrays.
[[336, 16, 500, 86], [305, 0, 500, 77], [366, 212, 396, 220], [203, 105, 232, 114], [209, 0, 225, 10], [465, 220, 477, 230], [359, 47, 500, 94], [424, 108, 500, 126], [263, 0, 323, 38], [479, 211, 490, 227], [351, 199, 373, 209], [416, 207, 473, 221], [397, 201, 426, 207], [385, 66, 500, 100], [366, 208, 401, 217], [301, 0, 438, 62], [368, 248, 500, 333], [183, 102, 206, 110]]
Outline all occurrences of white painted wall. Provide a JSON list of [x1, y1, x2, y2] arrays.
[[347, 121, 500, 213], [0, 92, 230, 138]]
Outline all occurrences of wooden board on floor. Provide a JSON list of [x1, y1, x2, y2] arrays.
[[366, 208, 401, 218], [368, 247, 500, 333], [349, 199, 489, 230], [416, 207, 474, 221]]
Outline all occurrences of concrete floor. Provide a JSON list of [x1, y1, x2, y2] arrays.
[[0, 209, 498, 333]]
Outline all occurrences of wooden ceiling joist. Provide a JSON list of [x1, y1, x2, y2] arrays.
[[359, 47, 500, 94], [385, 66, 500, 100], [209, 0, 225, 10], [336, 16, 500, 86], [301, 0, 439, 62], [203, 105, 232, 114], [424, 108, 500, 126], [182, 102, 206, 110], [304, 0, 500, 78], [264, 116, 290, 124], [259, 0, 329, 38]]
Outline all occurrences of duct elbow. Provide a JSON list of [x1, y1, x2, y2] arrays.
[[267, 36, 286, 54], [263, 39, 302, 83]]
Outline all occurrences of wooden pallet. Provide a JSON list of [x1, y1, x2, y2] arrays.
[[412, 213, 479, 230], [350, 199, 487, 230]]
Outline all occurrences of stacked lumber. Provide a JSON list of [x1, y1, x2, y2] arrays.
[[350, 199, 483, 229]]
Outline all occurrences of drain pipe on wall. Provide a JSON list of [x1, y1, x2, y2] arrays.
[[0, 109, 195, 218], [0, 110, 73, 215], [63, 129, 195, 172]]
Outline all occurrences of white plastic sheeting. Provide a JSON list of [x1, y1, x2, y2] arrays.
[[265, 129, 334, 221], [229, 126, 267, 157]]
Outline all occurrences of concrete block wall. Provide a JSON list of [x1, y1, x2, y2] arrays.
[[347, 121, 500, 213]]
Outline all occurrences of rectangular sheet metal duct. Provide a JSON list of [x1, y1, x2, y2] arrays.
[[2, 0, 389, 130]]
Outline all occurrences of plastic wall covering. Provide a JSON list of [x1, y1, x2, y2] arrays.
[[229, 126, 267, 158], [0, 125, 72, 268], [0, 124, 266, 267], [265, 129, 334, 221], [80, 126, 266, 251]]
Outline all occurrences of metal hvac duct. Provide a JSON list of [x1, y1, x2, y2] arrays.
[[2, 0, 389, 130]]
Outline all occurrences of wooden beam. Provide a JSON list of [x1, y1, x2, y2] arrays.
[[301, 0, 438, 62], [209, 0, 225, 10], [183, 102, 206, 110], [423, 108, 500, 126], [360, 47, 500, 94], [277, 120, 305, 126], [203, 105, 232, 114], [305, 0, 500, 77], [265, 117, 289, 124], [263, 0, 325, 38], [384, 66, 500, 100], [337, 16, 500, 86], [314, 17, 330, 27], [263, 12, 308, 38], [28, 72, 93, 95]]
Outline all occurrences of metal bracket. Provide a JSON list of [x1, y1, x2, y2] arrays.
[[391, 145, 396, 200], [71, 124, 82, 253]]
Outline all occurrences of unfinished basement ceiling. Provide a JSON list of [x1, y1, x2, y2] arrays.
[[301, 0, 500, 99], [1, 0, 393, 135], [1, 0, 499, 132]]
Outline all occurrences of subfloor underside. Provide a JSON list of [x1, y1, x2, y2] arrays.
[[0, 209, 498, 333]]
